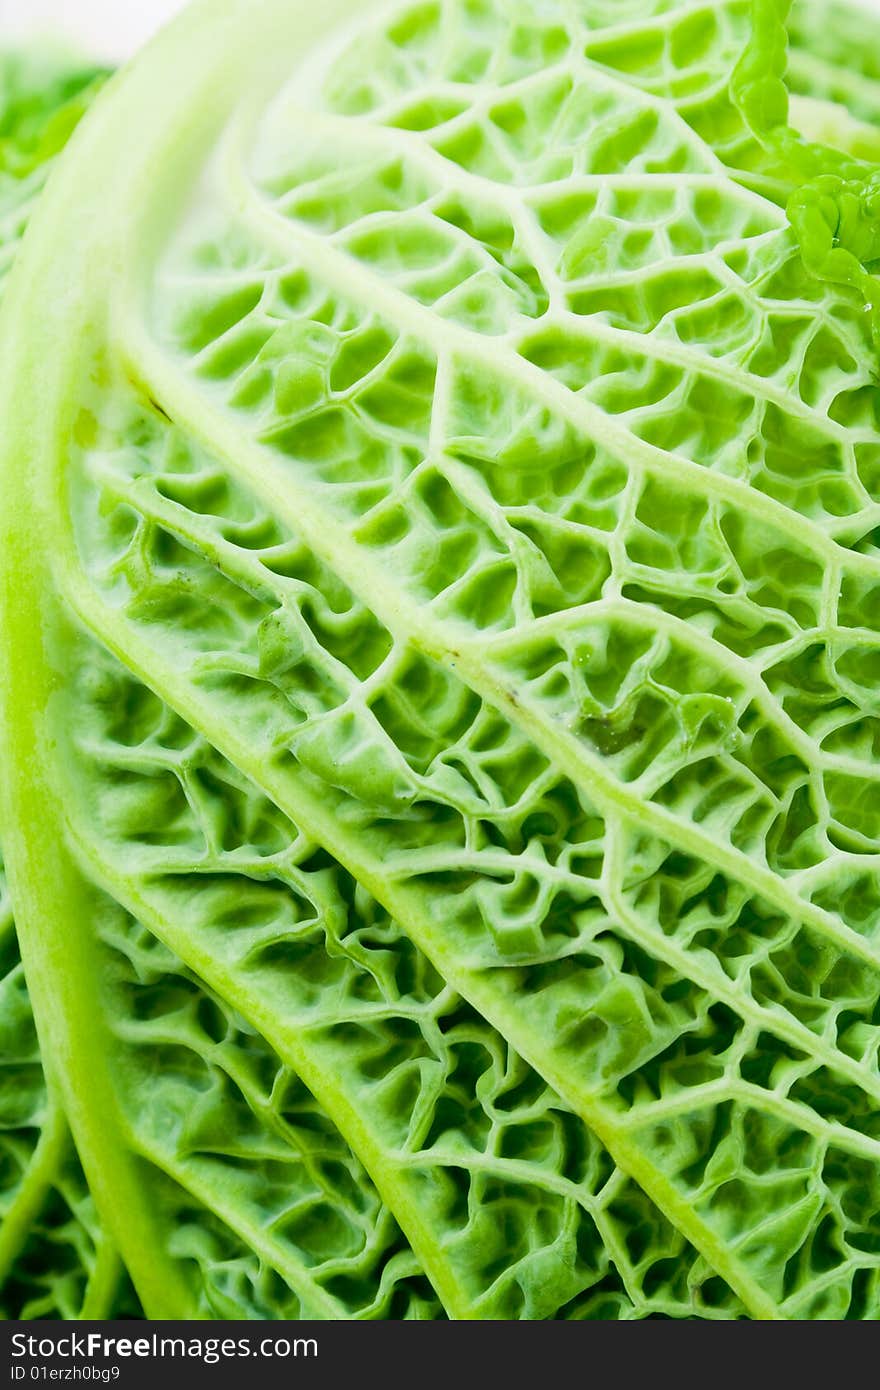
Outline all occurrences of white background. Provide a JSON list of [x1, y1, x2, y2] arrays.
[[0, 0, 188, 61], [1, 0, 880, 63]]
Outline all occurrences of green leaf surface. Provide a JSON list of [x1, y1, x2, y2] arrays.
[[0, 47, 138, 1321], [3, 0, 880, 1320], [790, 0, 880, 135]]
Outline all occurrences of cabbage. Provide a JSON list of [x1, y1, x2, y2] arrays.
[[789, 0, 880, 130], [2, 0, 880, 1321], [0, 50, 142, 1320], [0, 52, 107, 293]]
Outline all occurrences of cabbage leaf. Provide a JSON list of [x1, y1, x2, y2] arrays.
[[3, 0, 880, 1321], [0, 49, 142, 1320]]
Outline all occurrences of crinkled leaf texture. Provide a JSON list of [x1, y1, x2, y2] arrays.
[[0, 53, 108, 292], [2, 0, 880, 1321], [0, 50, 141, 1320]]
